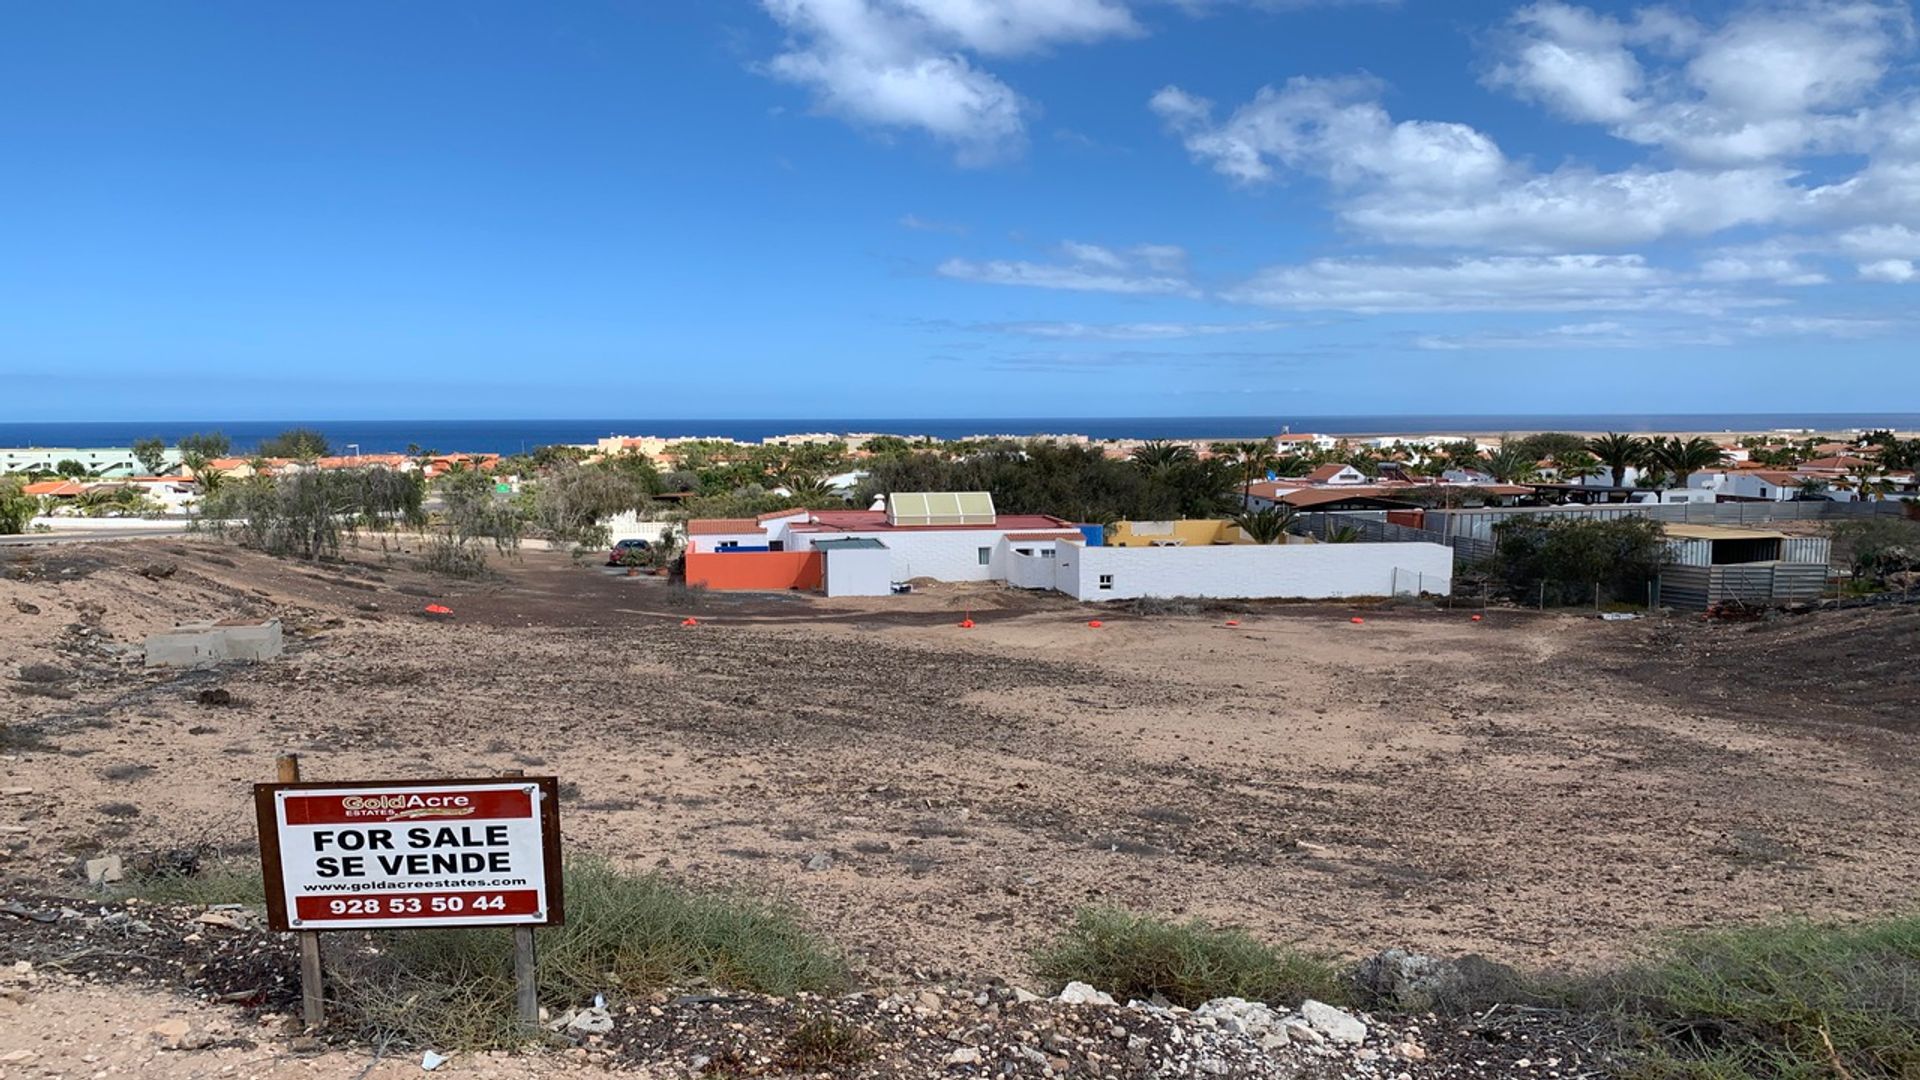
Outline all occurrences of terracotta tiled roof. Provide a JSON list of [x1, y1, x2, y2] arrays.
[[686, 518, 765, 535]]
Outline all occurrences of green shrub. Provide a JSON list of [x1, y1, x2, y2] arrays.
[[1599, 916, 1920, 1080], [1492, 514, 1666, 606], [333, 857, 847, 1048], [1033, 908, 1347, 1008]]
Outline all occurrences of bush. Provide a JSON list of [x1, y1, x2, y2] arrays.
[[1379, 915, 1920, 1080], [1033, 908, 1347, 1009], [1596, 916, 1920, 1080], [1493, 514, 1666, 606], [1829, 518, 1920, 587], [332, 857, 846, 1048], [0, 479, 37, 534]]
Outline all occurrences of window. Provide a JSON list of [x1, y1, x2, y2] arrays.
[[717, 541, 738, 550], [978, 547, 991, 565], [1041, 549, 1055, 559], [1015, 548, 1033, 556], [1098, 574, 1113, 590]]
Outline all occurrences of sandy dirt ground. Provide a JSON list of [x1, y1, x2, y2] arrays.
[[4, 538, 1919, 1074]]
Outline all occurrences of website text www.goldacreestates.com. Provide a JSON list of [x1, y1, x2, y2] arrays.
[[300, 877, 529, 894]]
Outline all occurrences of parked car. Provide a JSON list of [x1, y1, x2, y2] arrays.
[[607, 538, 652, 565]]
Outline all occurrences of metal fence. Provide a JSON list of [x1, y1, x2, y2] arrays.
[[1297, 512, 1496, 563], [1422, 499, 1903, 543]]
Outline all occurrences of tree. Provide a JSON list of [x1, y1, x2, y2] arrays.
[[55, 459, 90, 478], [781, 474, 839, 504], [257, 427, 332, 460], [1829, 518, 1920, 587], [1231, 505, 1296, 544], [178, 431, 233, 494], [1585, 432, 1646, 489], [1553, 450, 1604, 483], [1218, 440, 1278, 494], [1436, 440, 1486, 473], [1647, 436, 1726, 489], [426, 469, 522, 576], [1484, 445, 1542, 484], [1795, 477, 1831, 499], [1493, 515, 1667, 605], [528, 464, 649, 549], [1130, 441, 1197, 474], [0, 478, 37, 534], [132, 437, 168, 476], [1510, 432, 1590, 461]]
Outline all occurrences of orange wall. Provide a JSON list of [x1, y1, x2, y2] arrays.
[[684, 550, 823, 591]]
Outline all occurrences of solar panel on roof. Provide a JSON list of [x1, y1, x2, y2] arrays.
[[886, 491, 995, 526]]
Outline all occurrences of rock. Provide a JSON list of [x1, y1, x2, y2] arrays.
[[1011, 987, 1041, 1003], [85, 855, 124, 885], [137, 562, 178, 580], [148, 1018, 214, 1050], [11, 600, 38, 615], [1300, 1000, 1367, 1046], [1283, 1019, 1322, 1045], [1057, 981, 1117, 1007], [565, 1007, 614, 1035], [195, 910, 249, 930], [804, 852, 833, 872], [1396, 1041, 1428, 1061], [0, 1050, 36, 1064], [946, 1047, 982, 1065], [196, 688, 233, 707], [1197, 996, 1283, 1037]]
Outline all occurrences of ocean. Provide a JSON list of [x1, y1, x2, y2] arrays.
[[1, 415, 1914, 455]]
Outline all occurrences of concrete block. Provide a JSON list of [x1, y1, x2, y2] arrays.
[[86, 855, 124, 885], [144, 619, 283, 668]]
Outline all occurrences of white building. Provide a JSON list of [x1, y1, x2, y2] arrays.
[[1046, 541, 1453, 602]]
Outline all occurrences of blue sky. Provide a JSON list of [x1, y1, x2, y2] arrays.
[[4, 0, 1917, 421]]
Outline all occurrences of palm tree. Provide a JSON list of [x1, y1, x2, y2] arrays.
[[1795, 476, 1831, 500], [1231, 505, 1296, 544], [781, 474, 837, 504], [1647, 436, 1726, 490], [1436, 440, 1485, 473], [1220, 440, 1278, 493], [1554, 449, 1604, 483], [1130, 441, 1198, 474], [1484, 445, 1542, 484], [1585, 432, 1646, 489], [1324, 525, 1362, 543]]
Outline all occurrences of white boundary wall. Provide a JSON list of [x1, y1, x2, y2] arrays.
[[1053, 541, 1453, 602]]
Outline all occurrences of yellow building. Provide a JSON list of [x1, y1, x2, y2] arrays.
[[1106, 519, 1255, 546]]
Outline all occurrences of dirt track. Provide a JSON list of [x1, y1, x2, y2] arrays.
[[5, 539, 1920, 988]]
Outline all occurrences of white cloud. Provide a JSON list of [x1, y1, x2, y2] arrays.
[[937, 257, 1199, 296], [983, 319, 1289, 339], [1417, 312, 1895, 350], [1221, 253, 1777, 313], [760, 0, 1138, 163], [1859, 258, 1918, 282], [899, 212, 969, 233], [1156, 2, 1919, 250], [1697, 245, 1829, 286], [1488, 1, 1914, 166], [1059, 240, 1130, 270], [938, 239, 1200, 295], [1836, 224, 1920, 258], [1151, 74, 1797, 249]]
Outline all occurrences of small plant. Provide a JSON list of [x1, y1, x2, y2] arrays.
[[330, 857, 847, 1049], [1034, 908, 1347, 1009], [779, 1015, 875, 1070]]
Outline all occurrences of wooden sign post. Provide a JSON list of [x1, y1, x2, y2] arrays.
[[256, 761, 564, 1033]]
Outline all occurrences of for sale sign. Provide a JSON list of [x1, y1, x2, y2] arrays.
[[254, 777, 563, 932]]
